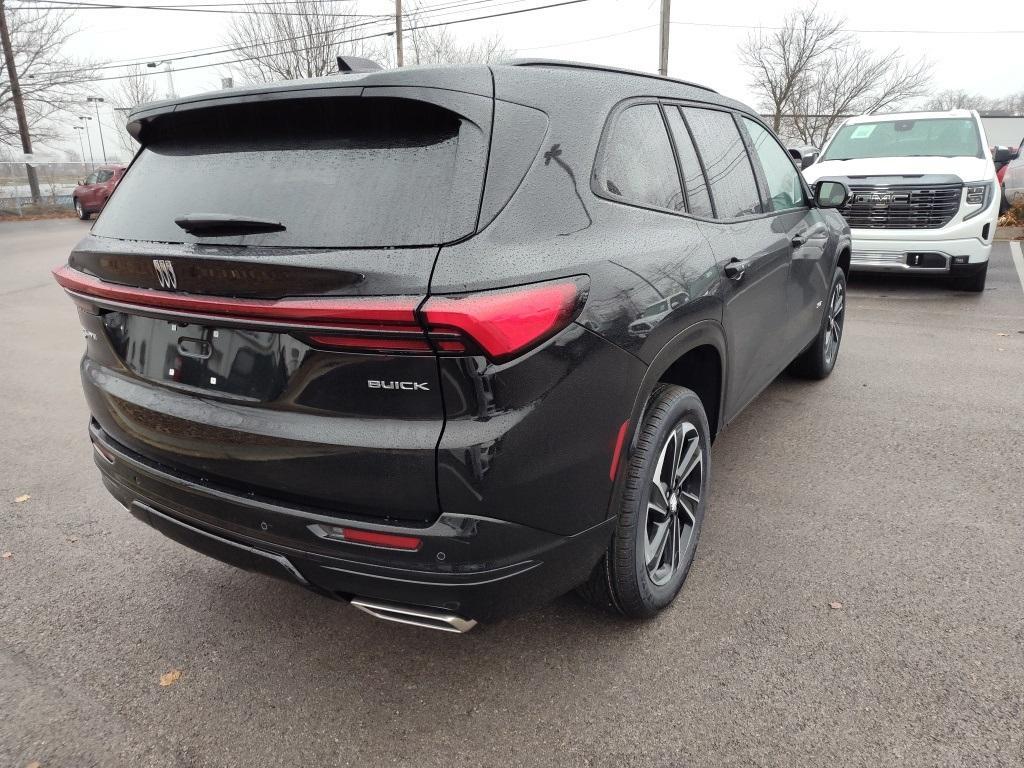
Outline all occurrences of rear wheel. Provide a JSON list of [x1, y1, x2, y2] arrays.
[[74, 198, 90, 221], [579, 385, 709, 618], [952, 262, 988, 293], [789, 267, 846, 380]]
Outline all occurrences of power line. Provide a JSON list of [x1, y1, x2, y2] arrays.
[[84, 0, 591, 83], [12, 0, 389, 17], [24, 0, 534, 76], [669, 20, 1024, 35], [518, 22, 656, 50]]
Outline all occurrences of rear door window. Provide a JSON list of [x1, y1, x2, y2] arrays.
[[93, 97, 486, 248], [664, 107, 715, 218], [682, 108, 763, 219], [593, 104, 685, 212]]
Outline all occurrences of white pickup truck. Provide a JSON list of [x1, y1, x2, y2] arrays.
[[804, 110, 1001, 291]]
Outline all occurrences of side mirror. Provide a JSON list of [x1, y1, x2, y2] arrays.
[[814, 179, 850, 209], [993, 146, 1013, 164]]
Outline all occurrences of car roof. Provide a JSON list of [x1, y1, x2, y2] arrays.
[[127, 59, 749, 128]]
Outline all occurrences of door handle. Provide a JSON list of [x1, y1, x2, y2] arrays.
[[791, 231, 808, 248], [723, 257, 749, 280]]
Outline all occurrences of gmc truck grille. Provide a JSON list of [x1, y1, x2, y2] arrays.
[[839, 183, 962, 230]]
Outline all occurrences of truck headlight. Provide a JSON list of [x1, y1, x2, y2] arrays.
[[963, 182, 992, 220]]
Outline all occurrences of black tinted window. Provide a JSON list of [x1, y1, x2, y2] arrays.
[[93, 97, 484, 248], [594, 104, 684, 212], [682, 108, 762, 218], [95, 170, 114, 183], [742, 118, 805, 211], [664, 108, 714, 218]]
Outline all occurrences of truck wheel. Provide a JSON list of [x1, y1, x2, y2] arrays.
[[789, 267, 846, 380], [578, 385, 709, 618]]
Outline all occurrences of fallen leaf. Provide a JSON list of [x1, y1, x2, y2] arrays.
[[14, 495, 30, 503], [27, 762, 42, 768], [67, 536, 78, 543], [1, 552, 11, 560], [829, 601, 843, 610], [998, 348, 1006, 352], [997, 332, 1010, 337], [159, 668, 182, 687]]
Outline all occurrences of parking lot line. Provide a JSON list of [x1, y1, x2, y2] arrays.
[[1011, 241, 1024, 297]]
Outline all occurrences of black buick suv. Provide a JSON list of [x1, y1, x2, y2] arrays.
[[54, 60, 852, 632]]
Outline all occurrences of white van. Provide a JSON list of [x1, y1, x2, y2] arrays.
[[804, 110, 1000, 291]]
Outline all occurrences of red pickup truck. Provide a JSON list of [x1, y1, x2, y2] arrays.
[[73, 165, 126, 220]]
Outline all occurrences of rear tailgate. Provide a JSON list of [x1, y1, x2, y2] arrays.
[[61, 84, 492, 524]]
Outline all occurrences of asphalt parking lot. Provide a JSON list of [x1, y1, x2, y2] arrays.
[[2, 219, 1023, 768]]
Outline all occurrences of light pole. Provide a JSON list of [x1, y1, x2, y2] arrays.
[[73, 125, 87, 167], [86, 96, 107, 162], [147, 60, 176, 99], [79, 115, 95, 166]]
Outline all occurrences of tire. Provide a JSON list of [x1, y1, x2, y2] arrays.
[[789, 267, 846, 380], [74, 198, 90, 221], [952, 261, 988, 293], [579, 384, 710, 618]]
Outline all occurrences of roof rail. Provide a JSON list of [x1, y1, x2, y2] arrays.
[[509, 58, 719, 95]]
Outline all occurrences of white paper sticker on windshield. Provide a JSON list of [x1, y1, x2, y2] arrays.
[[850, 124, 877, 139]]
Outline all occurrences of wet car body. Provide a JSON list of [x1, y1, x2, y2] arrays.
[[54, 60, 851, 629]]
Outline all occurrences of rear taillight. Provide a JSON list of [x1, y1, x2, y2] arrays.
[[53, 266, 586, 362], [421, 279, 587, 363]]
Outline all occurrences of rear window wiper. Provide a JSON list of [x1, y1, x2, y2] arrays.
[[174, 214, 286, 237]]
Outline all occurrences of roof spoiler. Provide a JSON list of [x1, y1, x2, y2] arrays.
[[337, 56, 384, 74]]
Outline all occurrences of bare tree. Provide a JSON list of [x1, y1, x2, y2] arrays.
[[741, 4, 932, 146], [738, 3, 846, 133], [106, 65, 159, 160], [787, 46, 932, 146], [925, 89, 1024, 116], [225, 0, 388, 83], [399, 6, 514, 67], [0, 5, 100, 150]]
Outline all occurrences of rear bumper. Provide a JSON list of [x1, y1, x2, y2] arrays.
[[91, 423, 613, 622]]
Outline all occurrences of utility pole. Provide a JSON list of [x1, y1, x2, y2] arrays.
[[87, 96, 107, 162], [80, 115, 95, 166], [658, 0, 671, 77], [0, 0, 41, 202], [73, 125, 86, 166], [395, 0, 404, 67]]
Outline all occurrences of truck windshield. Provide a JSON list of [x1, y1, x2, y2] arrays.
[[822, 118, 983, 161]]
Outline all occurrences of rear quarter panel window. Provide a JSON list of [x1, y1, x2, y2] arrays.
[[593, 104, 684, 212], [682, 107, 763, 219]]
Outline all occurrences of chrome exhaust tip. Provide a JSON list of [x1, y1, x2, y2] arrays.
[[350, 598, 477, 634]]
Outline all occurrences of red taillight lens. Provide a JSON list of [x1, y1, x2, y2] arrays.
[[53, 266, 586, 361], [422, 279, 585, 363], [332, 527, 422, 551]]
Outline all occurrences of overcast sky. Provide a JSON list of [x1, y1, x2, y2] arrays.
[[48, 0, 1024, 160]]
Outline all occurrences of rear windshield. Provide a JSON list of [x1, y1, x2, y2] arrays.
[[822, 117, 983, 161], [94, 97, 484, 248]]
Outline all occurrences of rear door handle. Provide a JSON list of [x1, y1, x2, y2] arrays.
[[791, 231, 808, 247], [723, 257, 749, 280]]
